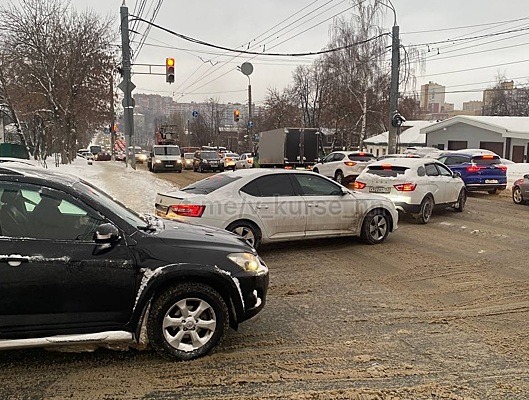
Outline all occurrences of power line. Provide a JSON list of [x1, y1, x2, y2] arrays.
[[401, 16, 529, 35], [129, 15, 388, 57], [422, 58, 529, 78]]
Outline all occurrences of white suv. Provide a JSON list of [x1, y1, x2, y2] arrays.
[[353, 157, 466, 223], [312, 151, 376, 185]]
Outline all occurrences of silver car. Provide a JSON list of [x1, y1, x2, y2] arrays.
[[512, 174, 529, 205]]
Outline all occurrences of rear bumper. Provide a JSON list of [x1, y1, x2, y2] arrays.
[[393, 202, 421, 214], [466, 183, 506, 192]]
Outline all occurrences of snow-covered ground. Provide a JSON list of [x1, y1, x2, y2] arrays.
[[46, 159, 176, 215]]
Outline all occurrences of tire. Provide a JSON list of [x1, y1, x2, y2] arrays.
[[513, 186, 525, 205], [454, 188, 467, 212], [226, 220, 262, 249], [414, 196, 434, 224], [361, 210, 390, 245], [312, 168, 319, 174], [334, 170, 344, 185], [219, 167, 224, 172], [198, 164, 203, 173], [147, 283, 229, 361]]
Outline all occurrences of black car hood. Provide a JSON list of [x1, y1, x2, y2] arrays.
[[156, 219, 253, 252]]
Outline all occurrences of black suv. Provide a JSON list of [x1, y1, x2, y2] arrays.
[[193, 150, 224, 172], [0, 162, 268, 361]]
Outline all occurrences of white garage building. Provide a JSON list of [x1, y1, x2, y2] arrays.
[[423, 116, 529, 162]]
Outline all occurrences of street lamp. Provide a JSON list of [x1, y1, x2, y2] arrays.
[[379, 0, 400, 155], [239, 62, 253, 152]]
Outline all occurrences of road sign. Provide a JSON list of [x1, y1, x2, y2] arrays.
[[192, 110, 198, 118]]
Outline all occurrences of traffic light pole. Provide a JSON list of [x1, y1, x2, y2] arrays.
[[120, 4, 136, 169], [388, 24, 400, 155]]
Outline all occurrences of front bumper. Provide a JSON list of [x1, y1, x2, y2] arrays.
[[236, 269, 269, 322]]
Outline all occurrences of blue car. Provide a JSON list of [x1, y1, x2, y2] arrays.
[[437, 151, 507, 194]]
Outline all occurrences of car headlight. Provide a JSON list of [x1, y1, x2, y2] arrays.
[[202, 160, 208, 163], [176, 159, 182, 163], [228, 253, 267, 274], [155, 159, 162, 163]]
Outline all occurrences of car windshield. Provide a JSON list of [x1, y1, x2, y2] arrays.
[[367, 165, 409, 177], [154, 146, 180, 156], [72, 180, 147, 228], [224, 153, 238, 158], [181, 175, 241, 194], [184, 153, 194, 159], [472, 155, 501, 165], [201, 151, 219, 160]]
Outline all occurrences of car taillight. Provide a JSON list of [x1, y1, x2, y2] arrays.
[[466, 165, 484, 173], [394, 183, 416, 191], [497, 165, 507, 172], [169, 204, 205, 217], [248, 159, 253, 164], [353, 181, 366, 189], [344, 161, 357, 167], [226, 158, 232, 162]]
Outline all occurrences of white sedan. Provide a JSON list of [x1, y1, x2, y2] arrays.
[[234, 153, 254, 169], [155, 169, 398, 249], [353, 158, 466, 223]]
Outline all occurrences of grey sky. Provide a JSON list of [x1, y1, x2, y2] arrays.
[[66, 0, 529, 109]]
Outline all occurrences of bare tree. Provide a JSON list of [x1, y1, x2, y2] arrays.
[[0, 0, 116, 163]]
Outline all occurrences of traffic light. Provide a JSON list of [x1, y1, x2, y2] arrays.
[[233, 109, 240, 122], [166, 57, 175, 83]]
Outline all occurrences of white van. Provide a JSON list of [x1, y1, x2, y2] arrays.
[[147, 144, 182, 173]]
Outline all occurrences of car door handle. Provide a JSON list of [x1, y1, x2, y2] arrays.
[[256, 205, 269, 209], [0, 254, 30, 267]]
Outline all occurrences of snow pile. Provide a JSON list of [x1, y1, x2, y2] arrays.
[[47, 159, 176, 214]]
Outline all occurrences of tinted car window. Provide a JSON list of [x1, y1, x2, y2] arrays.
[[334, 153, 345, 161], [294, 174, 342, 196], [437, 163, 454, 176], [182, 175, 241, 194], [154, 147, 180, 156], [348, 154, 375, 162], [440, 155, 470, 165], [241, 175, 296, 197], [200, 151, 219, 160], [425, 164, 439, 176], [472, 155, 501, 165], [367, 165, 409, 177]]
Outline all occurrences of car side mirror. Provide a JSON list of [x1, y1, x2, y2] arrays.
[[340, 187, 350, 196], [94, 223, 120, 244], [524, 174, 529, 180], [453, 171, 462, 178]]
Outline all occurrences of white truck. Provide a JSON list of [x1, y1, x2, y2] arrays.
[[147, 144, 182, 173]]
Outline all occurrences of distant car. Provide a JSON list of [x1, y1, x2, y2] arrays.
[[193, 150, 224, 172], [154, 169, 399, 249], [77, 149, 94, 161], [312, 151, 376, 185], [512, 174, 529, 205], [235, 153, 254, 169], [0, 163, 268, 361], [128, 146, 147, 164], [436, 151, 507, 194], [182, 152, 194, 170], [94, 151, 111, 161], [220, 153, 239, 171], [354, 157, 466, 224]]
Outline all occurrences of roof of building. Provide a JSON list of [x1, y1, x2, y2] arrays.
[[420, 116, 529, 139], [364, 120, 436, 146]]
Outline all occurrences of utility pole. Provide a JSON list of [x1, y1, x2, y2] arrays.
[[388, 24, 400, 155], [119, 3, 136, 169], [109, 71, 116, 161]]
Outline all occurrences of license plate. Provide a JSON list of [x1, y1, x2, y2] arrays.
[[211, 163, 218, 166], [165, 164, 174, 168], [369, 186, 391, 193], [485, 179, 498, 183]]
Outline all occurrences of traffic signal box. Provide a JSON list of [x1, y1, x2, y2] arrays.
[[166, 58, 175, 83], [233, 109, 240, 122]]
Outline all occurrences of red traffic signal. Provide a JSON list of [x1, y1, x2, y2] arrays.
[[233, 109, 240, 122], [166, 58, 175, 83]]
